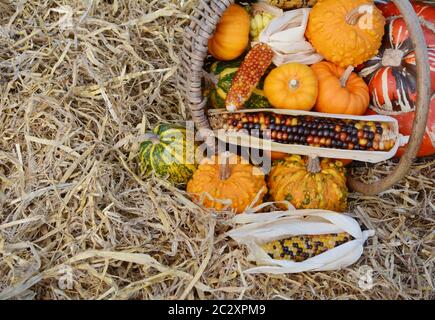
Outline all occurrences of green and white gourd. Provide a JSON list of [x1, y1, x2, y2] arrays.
[[139, 124, 197, 185]]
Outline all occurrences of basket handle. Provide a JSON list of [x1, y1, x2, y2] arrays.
[[348, 0, 431, 195]]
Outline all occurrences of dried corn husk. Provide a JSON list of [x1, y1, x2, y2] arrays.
[[251, 2, 284, 17], [209, 108, 408, 163], [253, 8, 323, 65], [227, 203, 375, 274], [250, 3, 284, 41]]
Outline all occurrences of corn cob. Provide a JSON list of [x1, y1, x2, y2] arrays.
[[250, 0, 283, 40], [250, 12, 274, 40], [265, 0, 318, 10], [225, 43, 274, 112], [209, 112, 397, 151], [262, 232, 352, 262]]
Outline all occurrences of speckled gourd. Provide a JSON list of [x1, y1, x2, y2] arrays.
[[268, 155, 348, 211], [306, 0, 385, 67]]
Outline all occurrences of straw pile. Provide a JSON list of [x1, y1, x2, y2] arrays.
[[0, 0, 433, 300]]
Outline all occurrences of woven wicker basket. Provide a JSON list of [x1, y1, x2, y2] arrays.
[[179, 0, 432, 195]]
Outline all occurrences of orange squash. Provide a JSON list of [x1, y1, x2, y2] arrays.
[[187, 152, 267, 214], [208, 4, 251, 61], [306, 0, 385, 67], [311, 61, 370, 115], [264, 63, 318, 111]]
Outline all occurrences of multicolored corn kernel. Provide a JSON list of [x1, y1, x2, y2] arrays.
[[262, 232, 353, 262], [225, 44, 274, 112], [266, 0, 318, 10], [210, 112, 397, 152]]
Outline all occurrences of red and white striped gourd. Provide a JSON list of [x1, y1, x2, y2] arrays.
[[365, 98, 435, 158], [376, 1, 435, 20], [358, 1, 435, 113], [361, 1, 435, 157]]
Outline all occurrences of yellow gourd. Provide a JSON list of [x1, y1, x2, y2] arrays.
[[268, 155, 348, 212]]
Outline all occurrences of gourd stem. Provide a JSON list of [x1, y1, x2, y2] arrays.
[[144, 133, 160, 144], [288, 79, 299, 90], [382, 48, 405, 67], [345, 5, 371, 26], [307, 156, 321, 174], [340, 66, 355, 88], [202, 70, 218, 87], [219, 151, 231, 180]]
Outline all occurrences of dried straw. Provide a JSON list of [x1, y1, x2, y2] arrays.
[[0, 0, 433, 300]]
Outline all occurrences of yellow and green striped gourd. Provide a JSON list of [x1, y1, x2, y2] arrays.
[[139, 124, 197, 185]]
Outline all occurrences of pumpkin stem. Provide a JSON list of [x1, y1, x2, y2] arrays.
[[219, 151, 231, 180], [340, 66, 355, 88], [288, 79, 299, 90], [144, 133, 160, 144], [345, 5, 372, 26], [307, 156, 321, 174]]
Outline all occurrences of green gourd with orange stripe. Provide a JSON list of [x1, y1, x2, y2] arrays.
[[139, 124, 197, 185]]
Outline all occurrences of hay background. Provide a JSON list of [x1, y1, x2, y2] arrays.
[[0, 0, 433, 300]]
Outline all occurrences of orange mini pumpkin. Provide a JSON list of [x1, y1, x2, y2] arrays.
[[311, 61, 370, 115], [264, 63, 318, 111], [187, 152, 267, 214], [208, 4, 251, 61]]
